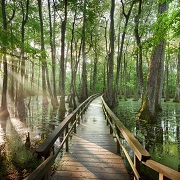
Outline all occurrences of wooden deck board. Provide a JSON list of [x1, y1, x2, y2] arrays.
[[52, 97, 130, 180]]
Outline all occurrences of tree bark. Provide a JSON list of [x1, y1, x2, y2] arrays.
[[137, 2, 168, 121], [69, 5, 78, 109], [107, 0, 115, 107], [0, 0, 15, 117], [17, 0, 29, 119], [173, 43, 180, 102], [103, 19, 108, 93], [114, 0, 135, 103], [92, 52, 98, 94], [123, 53, 127, 101], [134, 0, 143, 101], [59, 0, 67, 117], [9, 23, 15, 101], [80, 0, 88, 102], [48, 0, 58, 107], [164, 53, 170, 102], [38, 0, 48, 105], [133, 51, 139, 101], [155, 40, 166, 110]]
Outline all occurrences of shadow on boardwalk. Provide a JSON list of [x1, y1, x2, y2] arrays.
[[52, 97, 130, 180]]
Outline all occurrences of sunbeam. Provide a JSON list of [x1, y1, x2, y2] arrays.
[[0, 123, 5, 146]]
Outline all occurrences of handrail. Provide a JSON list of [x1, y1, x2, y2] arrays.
[[101, 96, 180, 180], [25, 94, 100, 180], [143, 160, 180, 180], [102, 97, 150, 162], [25, 155, 55, 180]]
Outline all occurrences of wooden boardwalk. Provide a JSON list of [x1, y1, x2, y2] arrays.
[[52, 97, 130, 180]]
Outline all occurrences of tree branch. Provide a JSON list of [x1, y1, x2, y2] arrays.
[[7, 2, 15, 24], [120, 0, 127, 18]]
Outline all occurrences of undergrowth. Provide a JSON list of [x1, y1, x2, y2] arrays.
[[0, 139, 43, 180]]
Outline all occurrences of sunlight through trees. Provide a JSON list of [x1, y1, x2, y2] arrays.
[[0, 0, 179, 120]]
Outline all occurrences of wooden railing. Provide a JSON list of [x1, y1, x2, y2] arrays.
[[101, 96, 180, 180], [25, 94, 100, 180]]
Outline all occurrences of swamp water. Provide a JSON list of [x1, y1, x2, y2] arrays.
[[0, 96, 179, 179], [113, 99, 180, 178], [0, 96, 71, 179]]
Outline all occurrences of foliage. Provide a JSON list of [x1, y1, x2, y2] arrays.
[[0, 144, 7, 179], [0, 138, 43, 179], [0, 0, 179, 178], [0, 0, 179, 116], [169, 2, 180, 38]]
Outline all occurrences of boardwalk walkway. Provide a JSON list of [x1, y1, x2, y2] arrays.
[[52, 97, 130, 180]]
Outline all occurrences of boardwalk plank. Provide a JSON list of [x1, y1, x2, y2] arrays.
[[52, 97, 130, 180]]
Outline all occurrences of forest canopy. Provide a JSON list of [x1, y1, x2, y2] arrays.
[[0, 0, 180, 120]]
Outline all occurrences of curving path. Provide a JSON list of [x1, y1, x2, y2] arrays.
[[52, 97, 130, 180]]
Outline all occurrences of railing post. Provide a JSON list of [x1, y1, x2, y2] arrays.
[[84, 103, 88, 111], [66, 124, 69, 152], [77, 110, 80, 124], [44, 151, 51, 159], [110, 116, 113, 134], [41, 151, 51, 180], [116, 125, 120, 154], [74, 115, 77, 133], [81, 107, 83, 120], [134, 155, 140, 180], [107, 114, 109, 126], [44, 171, 50, 180], [159, 173, 170, 180]]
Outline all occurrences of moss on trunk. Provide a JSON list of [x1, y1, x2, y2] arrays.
[[137, 97, 156, 122]]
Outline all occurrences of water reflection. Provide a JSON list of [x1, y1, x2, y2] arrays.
[[26, 96, 70, 138], [0, 97, 66, 155], [114, 99, 180, 172], [0, 117, 7, 146]]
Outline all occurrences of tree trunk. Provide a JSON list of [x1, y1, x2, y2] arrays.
[[173, 43, 180, 102], [155, 40, 166, 110], [0, 0, 13, 117], [107, 0, 115, 107], [134, 0, 143, 101], [48, 0, 58, 107], [38, 0, 48, 105], [92, 56, 98, 94], [38, 0, 56, 109], [1, 53, 9, 117], [114, 0, 135, 103], [9, 24, 15, 101], [115, 16, 122, 100], [164, 53, 170, 102], [103, 20, 108, 93], [137, 2, 168, 121], [59, 0, 67, 117], [69, 6, 77, 109], [17, 0, 29, 119], [80, 0, 88, 102], [133, 52, 139, 101], [46, 67, 58, 109], [92, 41, 98, 94], [138, 41, 166, 121], [123, 52, 127, 101]]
